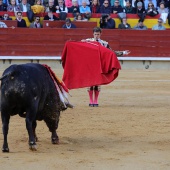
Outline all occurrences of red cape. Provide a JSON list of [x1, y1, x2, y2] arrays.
[[62, 41, 121, 90]]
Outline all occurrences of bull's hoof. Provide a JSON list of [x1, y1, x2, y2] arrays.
[[29, 142, 37, 151], [2, 147, 9, 153], [51, 138, 59, 144]]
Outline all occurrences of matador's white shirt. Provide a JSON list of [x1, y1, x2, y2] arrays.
[[85, 38, 109, 48]]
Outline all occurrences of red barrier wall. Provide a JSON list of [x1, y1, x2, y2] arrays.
[[0, 28, 170, 57]]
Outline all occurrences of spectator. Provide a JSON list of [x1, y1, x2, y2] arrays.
[[43, 0, 48, 7], [45, 0, 56, 12], [100, 0, 111, 7], [16, 11, 27, 27], [157, 0, 170, 8], [133, 19, 147, 29], [0, 0, 7, 11], [7, 0, 20, 12], [144, 0, 157, 9], [111, 0, 124, 7], [29, 16, 42, 28], [134, 0, 145, 9], [19, 0, 31, 12], [158, 1, 169, 13], [79, 0, 91, 20], [56, 0, 68, 13], [44, 11, 59, 20], [124, 0, 135, 14], [0, 16, 8, 27], [68, 0, 80, 17], [27, 0, 35, 6], [135, 1, 146, 21], [146, 2, 158, 17], [118, 17, 131, 29], [77, 0, 90, 6], [152, 17, 166, 30], [99, 13, 115, 29], [90, 0, 100, 13], [100, 0, 112, 14], [65, 0, 73, 8], [62, 18, 76, 28], [158, 1, 169, 23], [1, 13, 12, 20], [112, 0, 123, 14], [74, 13, 88, 20]]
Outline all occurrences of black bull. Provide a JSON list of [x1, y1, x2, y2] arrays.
[[0, 63, 68, 152]]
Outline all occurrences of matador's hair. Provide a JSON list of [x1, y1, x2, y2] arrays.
[[93, 27, 102, 33]]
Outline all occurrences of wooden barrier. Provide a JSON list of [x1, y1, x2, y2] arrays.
[[2, 20, 17, 28], [43, 20, 97, 28], [0, 28, 170, 57]]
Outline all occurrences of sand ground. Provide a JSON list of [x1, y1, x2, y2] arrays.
[[0, 69, 170, 170]]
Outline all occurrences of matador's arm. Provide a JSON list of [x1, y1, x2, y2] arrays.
[[108, 46, 130, 56]]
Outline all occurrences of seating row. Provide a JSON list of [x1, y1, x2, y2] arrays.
[[2, 20, 97, 28], [1, 12, 170, 28]]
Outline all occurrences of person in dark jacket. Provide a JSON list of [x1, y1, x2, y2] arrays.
[[68, 0, 80, 17], [99, 13, 115, 29], [16, 11, 27, 27], [146, 2, 158, 17], [44, 11, 59, 21], [124, 0, 135, 14], [118, 17, 131, 29], [62, 18, 76, 29], [45, 0, 56, 12], [0, 0, 7, 11], [112, 0, 123, 14], [100, 0, 112, 14], [134, 1, 146, 21]]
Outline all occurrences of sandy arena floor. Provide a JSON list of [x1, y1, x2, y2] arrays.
[[0, 68, 170, 170]]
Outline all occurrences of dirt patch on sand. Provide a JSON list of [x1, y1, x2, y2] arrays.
[[0, 69, 170, 170]]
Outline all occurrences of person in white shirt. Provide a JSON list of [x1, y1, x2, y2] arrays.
[[56, 0, 68, 13], [81, 27, 130, 107], [77, 0, 90, 6], [152, 18, 166, 30], [0, 20, 8, 28], [19, 0, 31, 12]]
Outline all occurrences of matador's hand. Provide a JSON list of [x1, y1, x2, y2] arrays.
[[123, 50, 131, 55]]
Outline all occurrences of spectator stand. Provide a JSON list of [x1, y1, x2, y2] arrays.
[[1, 12, 170, 28]]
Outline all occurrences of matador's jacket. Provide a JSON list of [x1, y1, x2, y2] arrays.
[[85, 38, 124, 56]]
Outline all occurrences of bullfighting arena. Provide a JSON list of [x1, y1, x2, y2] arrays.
[[0, 68, 170, 170]]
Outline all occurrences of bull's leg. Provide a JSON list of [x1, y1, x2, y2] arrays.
[[44, 115, 60, 144], [32, 121, 38, 142], [1, 112, 10, 152], [25, 108, 37, 151]]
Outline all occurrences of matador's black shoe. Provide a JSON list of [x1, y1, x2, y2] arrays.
[[93, 104, 99, 107]]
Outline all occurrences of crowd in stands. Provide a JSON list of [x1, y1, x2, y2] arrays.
[[0, 0, 170, 30]]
